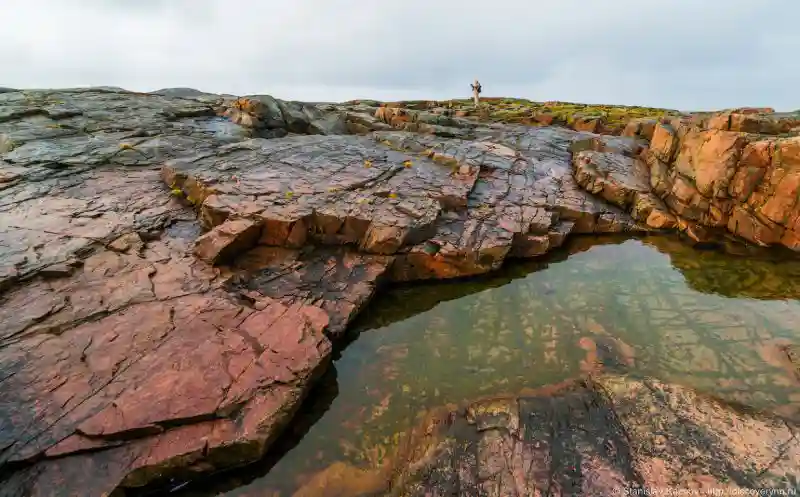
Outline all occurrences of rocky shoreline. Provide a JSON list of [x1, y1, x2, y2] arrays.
[[1, 87, 799, 496], [369, 374, 800, 496]]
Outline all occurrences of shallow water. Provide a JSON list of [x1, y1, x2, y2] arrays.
[[178, 235, 800, 497]]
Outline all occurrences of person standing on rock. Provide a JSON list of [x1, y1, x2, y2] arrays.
[[471, 79, 482, 106]]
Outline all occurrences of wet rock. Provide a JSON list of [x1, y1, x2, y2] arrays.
[[386, 375, 800, 496], [0, 250, 331, 495], [570, 135, 647, 157], [227, 246, 393, 336], [223, 95, 287, 130], [163, 127, 646, 280]]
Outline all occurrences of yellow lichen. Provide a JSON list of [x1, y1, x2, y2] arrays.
[[170, 188, 183, 197], [388, 192, 398, 199], [119, 143, 135, 150], [364, 159, 373, 168], [403, 160, 413, 168]]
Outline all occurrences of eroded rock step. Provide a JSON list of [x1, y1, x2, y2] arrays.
[[163, 126, 648, 283], [225, 245, 393, 337]]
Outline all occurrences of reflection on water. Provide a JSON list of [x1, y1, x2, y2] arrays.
[[189, 235, 800, 497]]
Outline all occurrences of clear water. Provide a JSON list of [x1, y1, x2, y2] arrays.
[[181, 235, 800, 497]]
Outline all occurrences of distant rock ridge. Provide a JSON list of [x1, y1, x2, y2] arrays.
[[0, 86, 798, 496]]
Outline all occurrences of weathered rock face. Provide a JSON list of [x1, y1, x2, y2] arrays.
[[572, 150, 677, 229], [568, 109, 800, 249], [0, 223, 334, 493], [163, 122, 648, 282], [374, 375, 800, 496], [0, 87, 797, 496]]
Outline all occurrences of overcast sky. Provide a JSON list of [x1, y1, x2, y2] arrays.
[[2, 0, 798, 111]]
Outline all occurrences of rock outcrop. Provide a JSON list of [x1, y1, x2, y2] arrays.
[[0, 87, 798, 496], [286, 372, 800, 497], [380, 375, 800, 496], [570, 109, 800, 249]]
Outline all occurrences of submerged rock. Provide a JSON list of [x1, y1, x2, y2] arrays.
[[300, 375, 799, 496]]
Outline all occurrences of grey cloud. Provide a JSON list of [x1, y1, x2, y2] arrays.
[[2, 0, 798, 110]]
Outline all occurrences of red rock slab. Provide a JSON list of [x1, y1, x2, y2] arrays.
[[390, 209, 515, 281], [161, 134, 486, 259], [573, 150, 651, 206], [0, 234, 331, 496], [0, 167, 190, 290], [0, 292, 330, 495], [162, 134, 477, 216], [226, 245, 394, 336], [193, 218, 263, 264], [572, 150, 676, 229], [164, 125, 647, 280], [378, 128, 646, 279]]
